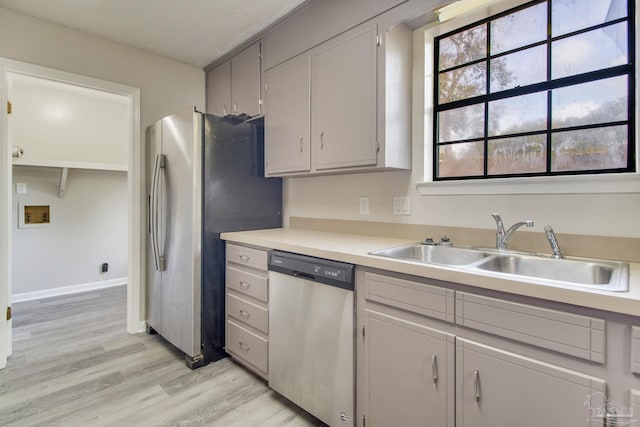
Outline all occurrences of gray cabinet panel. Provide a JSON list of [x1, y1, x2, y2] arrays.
[[312, 22, 378, 170], [227, 292, 268, 333], [226, 266, 268, 302], [231, 42, 262, 116], [456, 292, 606, 363], [206, 61, 231, 116], [226, 319, 268, 375], [366, 272, 455, 322], [264, 54, 311, 174], [365, 310, 454, 427], [456, 338, 606, 427]]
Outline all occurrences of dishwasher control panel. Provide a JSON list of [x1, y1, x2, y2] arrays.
[[268, 250, 355, 290]]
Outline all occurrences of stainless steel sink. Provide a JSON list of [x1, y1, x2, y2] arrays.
[[369, 243, 629, 292], [369, 244, 490, 266], [474, 254, 629, 291]]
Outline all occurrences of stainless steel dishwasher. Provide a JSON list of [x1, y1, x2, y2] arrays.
[[268, 250, 355, 427]]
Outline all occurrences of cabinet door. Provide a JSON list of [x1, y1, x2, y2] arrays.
[[231, 42, 262, 116], [206, 61, 231, 116], [365, 310, 455, 427], [312, 22, 378, 170], [264, 55, 311, 174], [456, 338, 606, 427]]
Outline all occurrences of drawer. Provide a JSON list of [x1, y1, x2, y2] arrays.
[[227, 319, 268, 374], [226, 266, 268, 302], [227, 244, 268, 271], [228, 292, 268, 333], [456, 292, 606, 363], [365, 272, 455, 323]]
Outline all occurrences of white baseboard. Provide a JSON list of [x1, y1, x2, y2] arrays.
[[12, 278, 127, 303]]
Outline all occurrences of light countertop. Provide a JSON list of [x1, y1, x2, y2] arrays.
[[221, 228, 640, 317]]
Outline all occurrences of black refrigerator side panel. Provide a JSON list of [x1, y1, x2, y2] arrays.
[[203, 115, 282, 232], [201, 115, 282, 361]]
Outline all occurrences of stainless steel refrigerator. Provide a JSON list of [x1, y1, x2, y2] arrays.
[[146, 107, 282, 368]]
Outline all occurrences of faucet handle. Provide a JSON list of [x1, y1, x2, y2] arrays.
[[544, 225, 563, 259]]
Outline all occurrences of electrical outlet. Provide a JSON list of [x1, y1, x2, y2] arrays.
[[359, 196, 370, 215], [393, 196, 411, 216], [101, 263, 109, 273]]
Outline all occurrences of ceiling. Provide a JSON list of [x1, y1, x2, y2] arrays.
[[0, 0, 307, 68]]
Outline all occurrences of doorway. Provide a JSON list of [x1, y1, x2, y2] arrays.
[[0, 58, 142, 367]]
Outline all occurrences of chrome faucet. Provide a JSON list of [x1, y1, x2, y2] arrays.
[[544, 225, 563, 259], [491, 213, 534, 250]]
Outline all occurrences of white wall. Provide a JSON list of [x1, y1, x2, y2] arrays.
[[0, 7, 205, 125], [12, 167, 127, 296]]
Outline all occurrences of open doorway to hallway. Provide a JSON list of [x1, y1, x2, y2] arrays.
[[0, 59, 142, 367]]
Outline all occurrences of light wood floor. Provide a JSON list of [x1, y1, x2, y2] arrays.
[[0, 286, 324, 426]]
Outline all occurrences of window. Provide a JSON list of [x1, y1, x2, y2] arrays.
[[433, 0, 635, 181]]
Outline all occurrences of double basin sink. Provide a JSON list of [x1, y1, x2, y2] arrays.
[[369, 244, 629, 292]]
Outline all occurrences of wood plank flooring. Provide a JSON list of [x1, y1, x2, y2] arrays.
[[0, 286, 325, 426]]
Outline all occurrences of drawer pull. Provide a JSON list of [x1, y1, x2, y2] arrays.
[[474, 370, 481, 402], [239, 341, 250, 351], [432, 354, 438, 384], [239, 255, 250, 262], [239, 310, 251, 318], [239, 281, 250, 288]]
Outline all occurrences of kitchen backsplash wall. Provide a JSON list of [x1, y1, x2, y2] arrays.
[[284, 171, 640, 239]]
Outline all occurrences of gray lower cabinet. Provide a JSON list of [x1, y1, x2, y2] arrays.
[[357, 269, 625, 427], [364, 310, 455, 427], [456, 338, 606, 427], [225, 243, 269, 379]]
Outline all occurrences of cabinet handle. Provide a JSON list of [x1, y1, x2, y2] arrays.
[[431, 355, 438, 384], [239, 281, 250, 288], [239, 341, 250, 351], [223, 105, 227, 116], [320, 131, 324, 149], [233, 103, 238, 113], [474, 370, 481, 402], [299, 136, 304, 153], [239, 309, 251, 318], [239, 255, 250, 262]]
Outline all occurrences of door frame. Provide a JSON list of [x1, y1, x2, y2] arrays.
[[0, 58, 143, 368]]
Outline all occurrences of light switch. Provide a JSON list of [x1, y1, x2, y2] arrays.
[[16, 183, 27, 194], [393, 196, 411, 216]]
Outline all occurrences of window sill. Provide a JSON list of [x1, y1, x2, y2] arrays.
[[416, 173, 640, 195]]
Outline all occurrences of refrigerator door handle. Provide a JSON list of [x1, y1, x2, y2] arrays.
[[150, 153, 166, 271]]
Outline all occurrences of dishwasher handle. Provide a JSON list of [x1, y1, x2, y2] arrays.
[[293, 271, 316, 281]]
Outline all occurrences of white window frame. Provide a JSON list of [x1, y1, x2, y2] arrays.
[[414, 0, 640, 195]]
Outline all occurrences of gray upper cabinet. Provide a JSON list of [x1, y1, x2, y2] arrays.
[[206, 42, 262, 117], [231, 42, 262, 117], [312, 23, 378, 170], [263, 19, 412, 177], [264, 54, 311, 174], [206, 61, 231, 116]]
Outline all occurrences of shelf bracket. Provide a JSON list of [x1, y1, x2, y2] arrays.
[[59, 167, 68, 199]]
